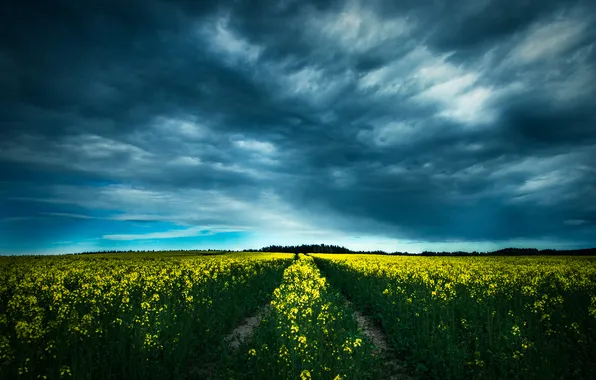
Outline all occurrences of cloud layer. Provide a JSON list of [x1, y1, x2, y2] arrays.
[[2, 0, 596, 253]]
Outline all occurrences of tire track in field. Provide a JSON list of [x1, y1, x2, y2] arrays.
[[344, 298, 412, 380], [224, 304, 270, 350], [206, 256, 298, 378], [224, 255, 297, 351], [193, 304, 271, 379], [307, 255, 413, 380]]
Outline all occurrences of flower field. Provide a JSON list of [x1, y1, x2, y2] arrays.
[[2, 252, 596, 379], [221, 254, 379, 379], [0, 252, 292, 379], [313, 254, 596, 380]]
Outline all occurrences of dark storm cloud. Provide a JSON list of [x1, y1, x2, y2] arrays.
[[2, 0, 596, 252], [423, 0, 563, 51]]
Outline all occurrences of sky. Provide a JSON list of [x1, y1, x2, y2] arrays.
[[1, 0, 596, 254]]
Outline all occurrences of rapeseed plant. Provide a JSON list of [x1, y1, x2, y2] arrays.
[[228, 255, 379, 379], [0, 252, 291, 379], [314, 254, 596, 380]]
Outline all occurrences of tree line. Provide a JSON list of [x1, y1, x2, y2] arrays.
[[74, 245, 596, 256], [245, 244, 355, 254]]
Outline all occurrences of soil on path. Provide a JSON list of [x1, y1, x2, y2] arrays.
[[346, 298, 413, 380], [224, 305, 270, 350], [307, 253, 414, 379], [191, 305, 270, 379]]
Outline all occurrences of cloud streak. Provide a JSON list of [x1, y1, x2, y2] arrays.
[[103, 227, 214, 241]]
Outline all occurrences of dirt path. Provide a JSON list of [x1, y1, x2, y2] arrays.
[[307, 255, 413, 379], [224, 305, 270, 350], [191, 305, 270, 379], [345, 298, 413, 380]]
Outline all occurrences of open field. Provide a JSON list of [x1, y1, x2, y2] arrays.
[[221, 255, 380, 379], [1, 252, 595, 379], [313, 254, 596, 379], [0, 252, 292, 379]]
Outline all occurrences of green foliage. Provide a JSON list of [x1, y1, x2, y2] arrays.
[[219, 255, 380, 380], [3, 251, 595, 379], [314, 254, 596, 380], [0, 253, 292, 379]]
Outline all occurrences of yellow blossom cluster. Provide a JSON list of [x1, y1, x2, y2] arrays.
[[0, 252, 292, 379], [244, 255, 377, 379], [313, 254, 596, 380]]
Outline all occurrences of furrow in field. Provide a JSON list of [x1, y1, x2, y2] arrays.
[[224, 304, 271, 350], [0, 252, 294, 380], [219, 254, 381, 379], [313, 254, 596, 380], [344, 299, 412, 380]]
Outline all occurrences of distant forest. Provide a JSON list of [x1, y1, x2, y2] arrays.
[[77, 244, 596, 256], [249, 245, 596, 256]]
